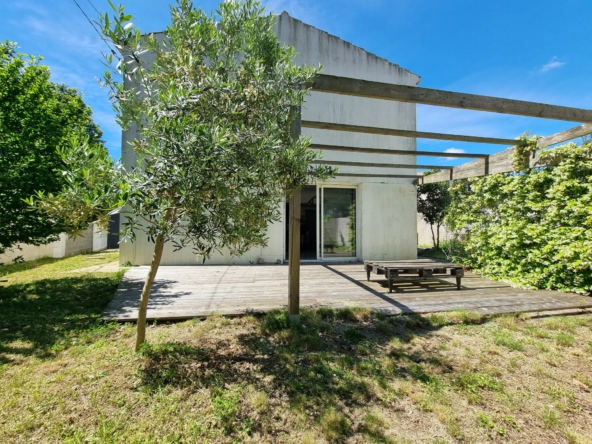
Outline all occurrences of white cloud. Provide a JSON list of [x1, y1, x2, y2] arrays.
[[440, 147, 465, 161], [444, 148, 465, 154], [540, 57, 565, 73], [23, 16, 104, 55]]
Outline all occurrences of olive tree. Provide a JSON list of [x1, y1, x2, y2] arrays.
[[98, 0, 332, 350]]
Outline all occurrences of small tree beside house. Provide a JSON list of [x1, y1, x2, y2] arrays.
[[417, 170, 451, 250]]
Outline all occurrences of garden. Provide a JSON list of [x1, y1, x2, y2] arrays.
[[1, 253, 592, 443]]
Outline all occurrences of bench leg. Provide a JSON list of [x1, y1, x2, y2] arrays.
[[389, 277, 393, 293], [456, 277, 461, 290], [367, 269, 370, 281]]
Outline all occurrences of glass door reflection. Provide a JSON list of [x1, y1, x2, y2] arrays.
[[321, 188, 356, 259]]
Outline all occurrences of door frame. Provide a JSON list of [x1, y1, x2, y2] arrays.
[[317, 183, 360, 262], [283, 182, 361, 263]]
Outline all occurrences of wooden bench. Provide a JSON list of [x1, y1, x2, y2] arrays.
[[364, 259, 465, 293]]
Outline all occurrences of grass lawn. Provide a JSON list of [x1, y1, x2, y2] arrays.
[[417, 245, 449, 262], [1, 254, 592, 443]]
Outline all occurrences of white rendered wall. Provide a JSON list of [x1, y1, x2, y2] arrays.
[[92, 223, 108, 252], [0, 224, 101, 265], [417, 214, 451, 248], [65, 226, 94, 257], [0, 242, 57, 264], [120, 12, 420, 265]]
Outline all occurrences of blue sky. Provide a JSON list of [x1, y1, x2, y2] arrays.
[[3, 0, 591, 166]]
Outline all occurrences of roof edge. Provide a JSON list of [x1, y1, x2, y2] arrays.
[[279, 11, 421, 85]]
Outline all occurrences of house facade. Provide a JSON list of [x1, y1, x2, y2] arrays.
[[119, 12, 421, 266]]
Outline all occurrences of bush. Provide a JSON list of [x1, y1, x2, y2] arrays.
[[446, 143, 592, 294]]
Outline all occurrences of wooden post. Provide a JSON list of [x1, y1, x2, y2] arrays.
[[288, 188, 301, 323], [288, 100, 302, 324]]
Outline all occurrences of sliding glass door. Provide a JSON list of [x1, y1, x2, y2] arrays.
[[320, 187, 357, 260]]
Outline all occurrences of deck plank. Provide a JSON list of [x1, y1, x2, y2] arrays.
[[102, 263, 591, 321]]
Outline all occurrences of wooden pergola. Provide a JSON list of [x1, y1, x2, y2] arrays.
[[286, 74, 592, 322]]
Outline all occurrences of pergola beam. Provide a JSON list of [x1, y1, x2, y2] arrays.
[[312, 160, 453, 170], [309, 74, 592, 123], [302, 120, 524, 146], [335, 173, 422, 184], [309, 143, 489, 159], [335, 173, 423, 179], [537, 123, 592, 148], [422, 124, 592, 184]]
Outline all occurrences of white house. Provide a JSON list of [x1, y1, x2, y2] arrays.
[[119, 12, 421, 266]]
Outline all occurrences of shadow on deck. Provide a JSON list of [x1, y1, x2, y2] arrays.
[[102, 263, 592, 322]]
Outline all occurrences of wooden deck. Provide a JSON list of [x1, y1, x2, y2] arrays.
[[102, 263, 592, 321]]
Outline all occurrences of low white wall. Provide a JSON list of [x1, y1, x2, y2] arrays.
[[92, 223, 108, 252], [65, 226, 93, 257], [0, 241, 57, 264], [417, 213, 450, 247], [0, 223, 107, 265]]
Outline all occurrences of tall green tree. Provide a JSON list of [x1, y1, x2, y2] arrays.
[[417, 170, 451, 249], [96, 0, 333, 350], [0, 41, 105, 254]]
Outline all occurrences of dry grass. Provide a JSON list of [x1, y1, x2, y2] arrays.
[[1, 255, 592, 443]]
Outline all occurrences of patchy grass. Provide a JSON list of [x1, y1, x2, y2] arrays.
[[1, 255, 592, 443], [0, 251, 123, 364]]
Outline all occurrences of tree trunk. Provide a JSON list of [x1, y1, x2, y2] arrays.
[[436, 223, 441, 250], [430, 224, 436, 249], [135, 235, 165, 352]]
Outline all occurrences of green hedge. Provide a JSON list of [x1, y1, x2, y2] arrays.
[[445, 143, 592, 294]]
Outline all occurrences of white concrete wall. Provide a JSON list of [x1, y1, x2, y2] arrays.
[[360, 182, 417, 260], [92, 223, 108, 252], [417, 214, 451, 247], [0, 223, 105, 265], [120, 11, 420, 265], [65, 226, 93, 257], [0, 242, 57, 264]]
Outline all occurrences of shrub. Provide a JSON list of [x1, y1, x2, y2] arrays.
[[445, 143, 592, 294]]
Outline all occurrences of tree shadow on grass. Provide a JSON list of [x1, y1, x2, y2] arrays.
[[136, 308, 492, 439], [0, 272, 124, 364], [0, 256, 64, 276]]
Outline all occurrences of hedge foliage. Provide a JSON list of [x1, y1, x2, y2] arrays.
[[445, 143, 592, 294]]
